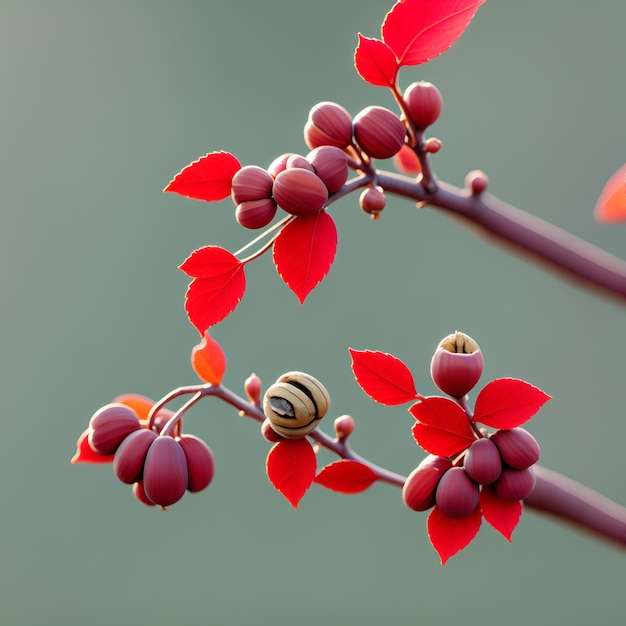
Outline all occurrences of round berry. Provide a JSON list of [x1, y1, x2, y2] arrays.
[[403, 81, 443, 129], [430, 331, 483, 398], [490, 428, 540, 470], [286, 154, 315, 172], [113, 428, 158, 484], [267, 153, 293, 179], [353, 106, 406, 159], [359, 186, 386, 219], [177, 434, 215, 493], [306, 146, 349, 193], [493, 466, 536, 501], [88, 403, 142, 456], [435, 467, 479, 518], [304, 101, 353, 150], [272, 168, 328, 216], [231, 165, 273, 204], [403, 455, 452, 512], [464, 438, 502, 485], [235, 198, 277, 229], [143, 436, 189, 508]]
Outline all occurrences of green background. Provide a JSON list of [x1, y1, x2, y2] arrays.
[[1, 1, 625, 624]]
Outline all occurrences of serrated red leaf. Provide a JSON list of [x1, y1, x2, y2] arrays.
[[382, 0, 486, 67], [266, 438, 317, 508], [427, 504, 482, 565], [164, 151, 241, 202], [473, 378, 551, 430], [354, 34, 399, 87], [315, 460, 379, 494], [479, 486, 522, 541], [410, 397, 476, 456], [349, 349, 419, 405], [71, 429, 114, 464], [179, 246, 246, 333], [273, 211, 337, 303], [594, 164, 626, 223]]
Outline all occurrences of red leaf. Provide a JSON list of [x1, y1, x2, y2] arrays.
[[349, 349, 419, 405], [71, 429, 114, 464], [164, 151, 241, 202], [410, 397, 476, 456], [393, 144, 421, 175], [179, 246, 246, 333], [354, 34, 399, 87], [315, 460, 379, 494], [427, 504, 482, 565], [479, 486, 522, 541], [190, 331, 227, 384], [594, 164, 626, 223], [382, 0, 486, 67], [266, 439, 317, 508], [273, 211, 337, 303], [473, 378, 551, 430]]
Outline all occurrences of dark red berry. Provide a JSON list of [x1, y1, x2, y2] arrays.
[[491, 428, 540, 470], [235, 198, 277, 229], [231, 165, 273, 204], [272, 168, 328, 216], [403, 81, 443, 129], [177, 434, 215, 493], [114, 428, 158, 484], [88, 404, 142, 456], [353, 106, 406, 159], [435, 467, 479, 518], [143, 436, 189, 508], [464, 438, 502, 485], [306, 146, 349, 193], [304, 101, 353, 150], [493, 467, 536, 501], [403, 455, 452, 512]]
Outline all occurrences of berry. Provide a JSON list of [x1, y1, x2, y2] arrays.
[[143, 436, 189, 508], [430, 331, 484, 397], [132, 481, 155, 507], [490, 428, 540, 470], [465, 169, 489, 195], [177, 434, 215, 493], [493, 467, 536, 501], [261, 418, 284, 442], [359, 187, 386, 219], [267, 153, 293, 178], [272, 168, 328, 216], [306, 146, 349, 193], [113, 428, 158, 484], [88, 403, 142, 456], [286, 154, 315, 172], [403, 81, 443, 129], [353, 106, 406, 159], [403, 455, 452, 512], [304, 101, 353, 150], [435, 467, 479, 518], [333, 414, 355, 439], [464, 438, 502, 485], [231, 165, 273, 204], [235, 198, 277, 229]]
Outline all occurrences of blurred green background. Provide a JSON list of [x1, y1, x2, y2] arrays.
[[1, 1, 625, 624]]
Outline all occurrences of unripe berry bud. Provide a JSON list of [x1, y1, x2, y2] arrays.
[[272, 168, 328, 216], [490, 428, 540, 470], [244, 372, 262, 404], [306, 146, 349, 193], [113, 428, 158, 484], [425, 137, 442, 153], [493, 466, 536, 501], [235, 198, 277, 229], [435, 467, 480, 518], [88, 404, 142, 456], [177, 434, 215, 493], [430, 331, 484, 397], [267, 153, 293, 179], [403, 81, 443, 129], [353, 106, 406, 159], [465, 169, 489, 195], [334, 414, 355, 438], [143, 436, 189, 508], [464, 438, 502, 485], [402, 455, 452, 511], [231, 165, 274, 204], [286, 154, 315, 172], [359, 186, 386, 219], [304, 101, 353, 150]]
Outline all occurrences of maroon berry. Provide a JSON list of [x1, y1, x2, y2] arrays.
[[272, 168, 328, 216], [235, 198, 277, 229], [177, 434, 215, 493], [435, 467, 479, 518], [132, 481, 156, 506], [430, 331, 484, 397], [353, 106, 406, 159], [491, 428, 540, 470], [333, 414, 355, 439], [143, 436, 189, 508], [306, 146, 349, 193], [464, 438, 502, 485], [286, 154, 315, 172], [403, 81, 443, 129], [494, 466, 536, 501], [359, 187, 386, 218], [261, 418, 284, 442], [267, 153, 293, 179], [304, 101, 353, 150], [113, 428, 158, 484], [231, 165, 273, 204], [88, 404, 142, 456], [403, 455, 452, 512]]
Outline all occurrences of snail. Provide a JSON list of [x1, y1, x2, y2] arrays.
[[262, 371, 330, 439]]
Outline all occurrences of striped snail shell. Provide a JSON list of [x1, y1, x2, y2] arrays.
[[262, 371, 330, 439]]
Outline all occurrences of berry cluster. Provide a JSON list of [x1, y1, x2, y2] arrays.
[[403, 426, 540, 517]]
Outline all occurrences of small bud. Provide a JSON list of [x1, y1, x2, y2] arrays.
[[267, 153, 293, 179], [272, 168, 329, 216], [463, 438, 502, 485], [425, 137, 442, 153], [304, 101, 353, 150], [435, 467, 480, 518], [465, 169, 489, 195], [306, 146, 349, 193], [403, 81, 443, 129], [235, 198, 277, 229], [177, 434, 215, 493], [231, 165, 274, 204], [334, 414, 355, 439], [490, 428, 540, 470], [493, 466, 536, 501], [353, 106, 407, 159], [113, 428, 158, 484], [402, 455, 452, 511], [430, 331, 484, 397], [88, 404, 142, 456], [244, 372, 262, 404], [359, 186, 386, 219], [143, 436, 189, 509]]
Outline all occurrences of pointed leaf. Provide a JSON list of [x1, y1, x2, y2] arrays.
[[273, 211, 337, 303], [315, 460, 379, 494], [479, 486, 522, 541], [164, 151, 241, 201], [179, 246, 246, 333], [382, 0, 486, 67], [71, 429, 114, 464], [393, 144, 422, 175], [473, 378, 551, 430], [594, 164, 626, 222], [266, 438, 317, 508], [410, 397, 476, 456], [427, 504, 482, 565], [190, 331, 227, 384], [354, 34, 399, 87], [349, 349, 419, 405]]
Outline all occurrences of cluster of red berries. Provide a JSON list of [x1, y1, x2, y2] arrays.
[[231, 80, 443, 226], [403, 427, 540, 517], [86, 403, 215, 509]]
